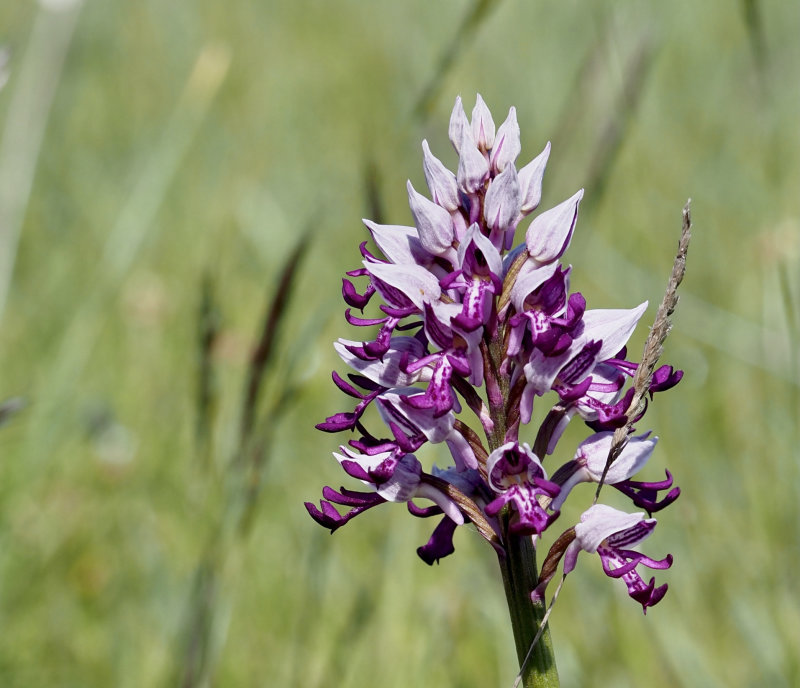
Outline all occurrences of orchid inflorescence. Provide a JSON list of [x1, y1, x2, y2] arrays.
[[306, 94, 682, 614]]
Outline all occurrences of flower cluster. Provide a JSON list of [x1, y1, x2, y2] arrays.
[[306, 95, 681, 612]]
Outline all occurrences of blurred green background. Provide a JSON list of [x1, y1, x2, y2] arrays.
[[1, 1, 798, 686]]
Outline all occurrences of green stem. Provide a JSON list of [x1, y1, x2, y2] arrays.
[[482, 333, 559, 686], [497, 523, 559, 687]]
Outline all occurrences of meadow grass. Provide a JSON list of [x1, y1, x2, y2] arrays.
[[0, 1, 798, 686]]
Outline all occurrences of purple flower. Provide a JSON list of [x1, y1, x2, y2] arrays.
[[550, 431, 659, 510], [563, 504, 673, 613], [305, 445, 464, 531], [309, 94, 682, 613], [484, 442, 560, 535], [376, 387, 478, 470]]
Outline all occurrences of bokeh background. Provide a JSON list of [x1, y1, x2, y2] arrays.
[[1, 1, 798, 686]]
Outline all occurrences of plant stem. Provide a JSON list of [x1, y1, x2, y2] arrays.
[[497, 522, 559, 687], [483, 332, 560, 686]]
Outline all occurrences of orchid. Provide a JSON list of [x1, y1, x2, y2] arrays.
[[306, 94, 689, 686], [536, 504, 674, 614]]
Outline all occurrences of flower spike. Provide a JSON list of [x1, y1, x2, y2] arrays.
[[309, 94, 686, 665]]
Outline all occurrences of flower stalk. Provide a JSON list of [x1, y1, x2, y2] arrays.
[[500, 527, 559, 687], [484, 323, 559, 686]]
